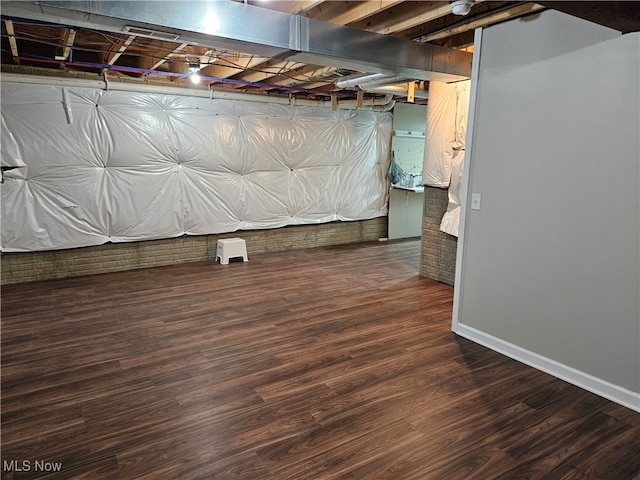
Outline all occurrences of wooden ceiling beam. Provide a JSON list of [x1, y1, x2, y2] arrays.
[[422, 3, 545, 42], [349, 1, 453, 34], [263, 65, 337, 87], [298, 79, 339, 90], [149, 42, 189, 71], [105, 34, 136, 67], [309, 0, 404, 25], [56, 28, 76, 62], [229, 59, 306, 83], [4, 20, 19, 63], [262, 0, 325, 15], [199, 55, 271, 80]]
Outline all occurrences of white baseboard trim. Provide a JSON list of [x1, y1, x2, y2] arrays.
[[455, 323, 640, 413]]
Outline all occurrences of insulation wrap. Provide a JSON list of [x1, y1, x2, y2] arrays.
[[422, 80, 470, 237], [422, 80, 470, 188], [1, 82, 392, 252]]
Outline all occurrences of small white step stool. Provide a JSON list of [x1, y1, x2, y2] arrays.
[[216, 237, 248, 265]]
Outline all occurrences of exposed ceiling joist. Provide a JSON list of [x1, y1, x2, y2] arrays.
[[231, 59, 306, 84], [352, 1, 454, 35], [4, 19, 19, 63], [422, 3, 545, 42], [105, 34, 136, 67], [261, 65, 337, 88], [308, 0, 404, 25], [200, 55, 271, 80], [56, 27, 76, 62], [263, 0, 326, 15], [149, 42, 189, 71]]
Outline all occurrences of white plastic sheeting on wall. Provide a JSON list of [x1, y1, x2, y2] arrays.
[[439, 150, 464, 237], [422, 80, 470, 188], [1, 82, 392, 252], [422, 80, 470, 237]]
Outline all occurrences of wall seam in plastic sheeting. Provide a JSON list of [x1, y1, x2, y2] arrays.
[[1, 81, 392, 252]]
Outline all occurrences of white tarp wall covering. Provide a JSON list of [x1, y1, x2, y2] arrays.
[[1, 82, 392, 252], [422, 80, 470, 237]]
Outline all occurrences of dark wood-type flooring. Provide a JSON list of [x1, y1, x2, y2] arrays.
[[2, 240, 639, 479]]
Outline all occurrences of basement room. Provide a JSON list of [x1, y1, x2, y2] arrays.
[[1, 1, 639, 478]]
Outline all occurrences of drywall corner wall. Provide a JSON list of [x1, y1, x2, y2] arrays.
[[456, 10, 640, 408]]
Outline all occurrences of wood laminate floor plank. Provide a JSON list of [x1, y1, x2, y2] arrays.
[[2, 240, 639, 479]]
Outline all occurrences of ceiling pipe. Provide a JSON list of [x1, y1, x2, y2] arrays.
[[334, 73, 392, 89], [335, 73, 416, 95], [365, 84, 429, 100], [322, 94, 396, 111], [355, 75, 414, 89]]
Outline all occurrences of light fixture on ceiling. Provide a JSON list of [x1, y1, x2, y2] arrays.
[[450, 0, 474, 16], [188, 62, 201, 84], [202, 12, 220, 35]]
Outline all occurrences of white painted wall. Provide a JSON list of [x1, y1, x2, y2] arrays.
[[388, 103, 426, 239], [455, 10, 640, 409], [392, 102, 426, 174]]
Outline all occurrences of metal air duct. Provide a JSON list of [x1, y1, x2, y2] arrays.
[[2, 1, 472, 82]]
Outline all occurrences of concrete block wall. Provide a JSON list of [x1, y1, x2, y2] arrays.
[[420, 186, 457, 285], [1, 218, 387, 284]]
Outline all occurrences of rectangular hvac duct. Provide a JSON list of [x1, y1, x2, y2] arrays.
[[2, 0, 472, 82]]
